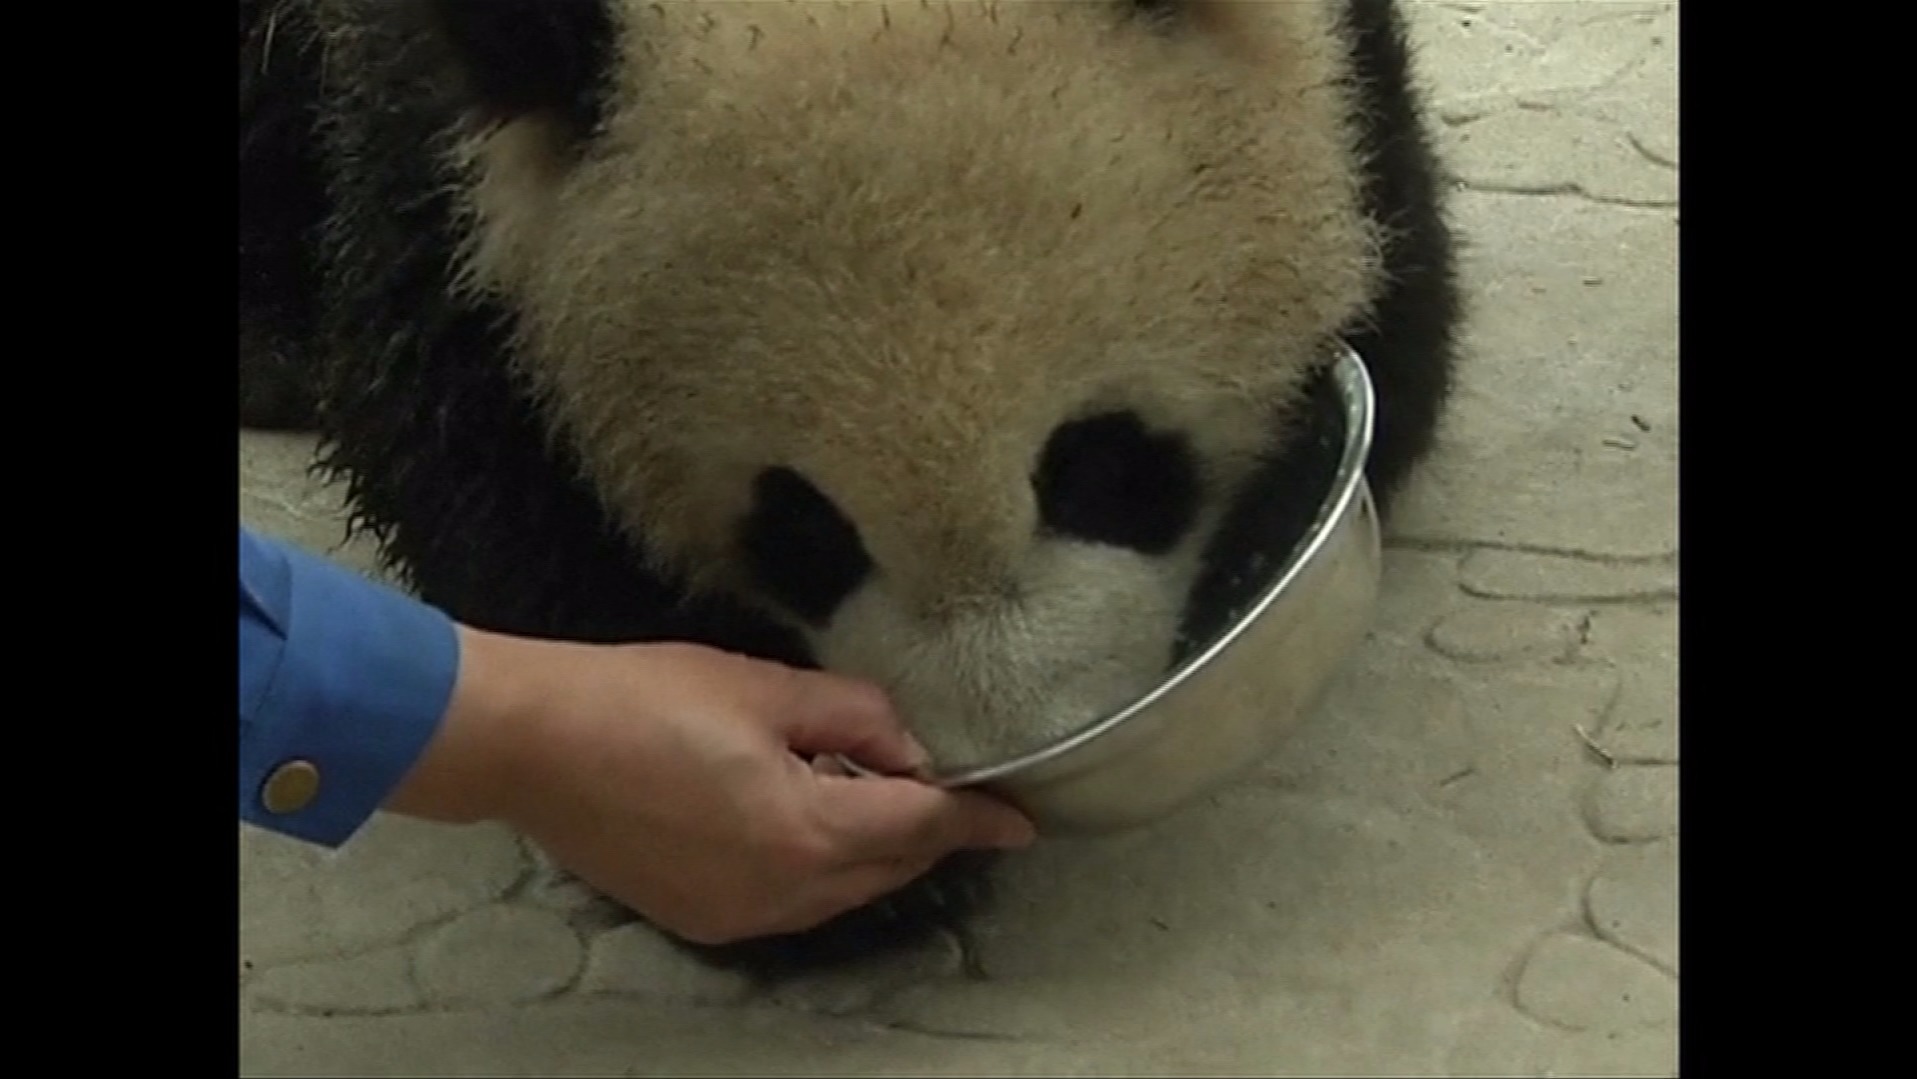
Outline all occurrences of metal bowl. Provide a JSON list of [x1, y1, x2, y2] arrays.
[[848, 343, 1383, 835]]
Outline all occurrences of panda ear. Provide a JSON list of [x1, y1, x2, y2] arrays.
[[421, 0, 617, 137]]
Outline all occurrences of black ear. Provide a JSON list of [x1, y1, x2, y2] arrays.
[[421, 0, 617, 136]]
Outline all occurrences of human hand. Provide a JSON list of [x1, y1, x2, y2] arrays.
[[387, 630, 1036, 945]]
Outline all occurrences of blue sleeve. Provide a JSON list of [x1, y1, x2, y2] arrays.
[[239, 525, 461, 846]]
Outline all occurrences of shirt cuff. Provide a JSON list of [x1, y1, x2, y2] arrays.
[[239, 527, 460, 846]]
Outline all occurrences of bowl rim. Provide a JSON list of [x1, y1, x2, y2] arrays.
[[910, 341, 1380, 790]]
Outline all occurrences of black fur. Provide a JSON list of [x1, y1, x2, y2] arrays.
[[236, 0, 1458, 981], [1036, 412, 1201, 556], [239, 1, 328, 430], [1334, 0, 1463, 508], [419, 0, 617, 139], [1177, 366, 1350, 662], [1176, 0, 1462, 657], [741, 468, 875, 626], [1127, 0, 1184, 31]]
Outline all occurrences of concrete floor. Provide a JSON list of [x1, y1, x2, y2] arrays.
[[238, 3, 1679, 1074]]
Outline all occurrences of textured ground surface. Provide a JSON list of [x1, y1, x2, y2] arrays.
[[238, 3, 1679, 1074]]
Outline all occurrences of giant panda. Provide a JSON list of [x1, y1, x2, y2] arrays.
[[239, 0, 1461, 979]]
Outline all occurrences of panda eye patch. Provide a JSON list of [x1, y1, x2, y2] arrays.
[[740, 467, 874, 624], [1034, 411, 1200, 555]]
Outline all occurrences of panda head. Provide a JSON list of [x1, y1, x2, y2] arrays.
[[432, 0, 1384, 770]]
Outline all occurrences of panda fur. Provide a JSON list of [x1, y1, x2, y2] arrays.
[[239, 0, 1461, 980]]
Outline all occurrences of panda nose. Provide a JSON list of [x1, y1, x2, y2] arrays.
[[890, 526, 1025, 623], [910, 575, 1024, 623], [861, 451, 1037, 618]]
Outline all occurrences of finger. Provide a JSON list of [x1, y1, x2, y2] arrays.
[[809, 753, 851, 778], [773, 668, 933, 777], [813, 774, 1037, 861]]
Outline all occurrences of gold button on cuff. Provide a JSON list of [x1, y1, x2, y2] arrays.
[[261, 760, 321, 815]]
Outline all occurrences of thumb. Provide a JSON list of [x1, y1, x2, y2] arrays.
[[769, 666, 933, 777]]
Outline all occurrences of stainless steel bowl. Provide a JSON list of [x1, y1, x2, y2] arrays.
[[850, 344, 1383, 835]]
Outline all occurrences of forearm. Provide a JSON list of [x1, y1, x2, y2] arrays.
[[382, 624, 535, 826]]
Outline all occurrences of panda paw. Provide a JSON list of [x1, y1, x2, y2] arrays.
[[758, 926, 966, 1016], [670, 848, 1002, 985], [517, 858, 644, 936]]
